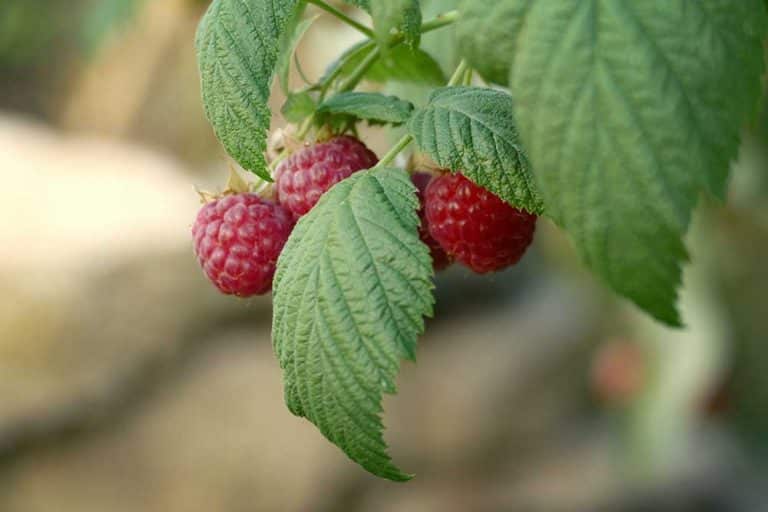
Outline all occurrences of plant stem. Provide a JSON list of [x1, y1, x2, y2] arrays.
[[463, 67, 473, 86], [318, 9, 460, 96], [307, 0, 373, 38], [419, 9, 459, 35], [337, 45, 381, 92], [373, 134, 413, 170], [447, 59, 470, 86]]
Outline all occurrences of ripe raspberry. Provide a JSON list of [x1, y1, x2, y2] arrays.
[[276, 135, 378, 217], [412, 172, 451, 270], [425, 173, 536, 274], [192, 194, 294, 296]]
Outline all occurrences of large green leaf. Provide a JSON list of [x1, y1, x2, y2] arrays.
[[407, 86, 544, 214], [195, 0, 300, 180], [456, 0, 525, 85], [272, 167, 434, 481], [370, 0, 422, 50], [500, 0, 767, 325], [317, 92, 414, 125]]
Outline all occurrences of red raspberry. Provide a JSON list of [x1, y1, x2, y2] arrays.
[[275, 135, 378, 217], [412, 172, 451, 270], [425, 173, 536, 274], [192, 194, 294, 296]]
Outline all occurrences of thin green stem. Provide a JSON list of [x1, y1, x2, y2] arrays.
[[307, 0, 373, 37], [337, 45, 381, 92], [318, 41, 375, 98], [447, 59, 470, 86], [419, 9, 459, 34], [317, 9, 459, 96], [373, 134, 414, 170], [463, 67, 473, 86]]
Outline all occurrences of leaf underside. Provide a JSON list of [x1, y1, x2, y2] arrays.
[[478, 0, 767, 325], [272, 168, 434, 481], [196, 0, 299, 180], [456, 0, 526, 85], [317, 92, 414, 125], [408, 86, 544, 214]]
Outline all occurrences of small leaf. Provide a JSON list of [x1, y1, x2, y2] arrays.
[[369, 46, 445, 85], [503, 0, 767, 325], [282, 91, 317, 123], [272, 167, 434, 481], [370, 0, 422, 50], [407, 86, 543, 214], [322, 41, 445, 87], [276, 9, 316, 94], [195, 0, 300, 180], [317, 92, 414, 125]]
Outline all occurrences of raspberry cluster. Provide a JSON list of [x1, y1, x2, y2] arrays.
[[193, 136, 378, 296], [192, 136, 537, 297]]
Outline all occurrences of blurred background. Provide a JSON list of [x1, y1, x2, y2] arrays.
[[1, 1, 767, 511]]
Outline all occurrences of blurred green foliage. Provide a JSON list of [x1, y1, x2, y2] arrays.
[[80, 0, 145, 55]]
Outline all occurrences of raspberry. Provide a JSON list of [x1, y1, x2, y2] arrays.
[[425, 173, 536, 274], [276, 135, 378, 217], [192, 194, 294, 296], [412, 172, 451, 270]]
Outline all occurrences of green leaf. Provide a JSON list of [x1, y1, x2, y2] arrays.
[[322, 41, 445, 87], [370, 0, 422, 50], [456, 0, 524, 85], [195, 0, 300, 180], [281, 91, 317, 123], [504, 0, 767, 325], [343, 0, 371, 11], [317, 92, 414, 125], [369, 46, 445, 85], [276, 9, 315, 94], [407, 86, 544, 214], [272, 167, 434, 481]]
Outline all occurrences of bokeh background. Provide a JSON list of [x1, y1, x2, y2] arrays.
[[1, 1, 767, 511]]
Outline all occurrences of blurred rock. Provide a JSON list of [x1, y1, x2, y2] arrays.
[[0, 332, 347, 512]]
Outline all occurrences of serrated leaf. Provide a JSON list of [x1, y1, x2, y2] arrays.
[[371, 0, 422, 50], [195, 0, 300, 180], [317, 92, 414, 125], [276, 9, 315, 94], [272, 167, 434, 481], [282, 91, 317, 123], [504, 0, 767, 325], [407, 86, 543, 214], [322, 41, 445, 87], [456, 0, 525, 85]]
